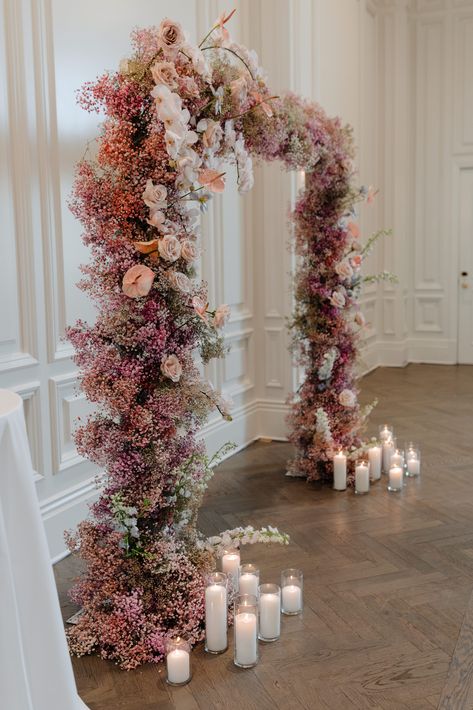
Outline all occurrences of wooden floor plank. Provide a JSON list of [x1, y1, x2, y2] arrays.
[[53, 364, 473, 709]]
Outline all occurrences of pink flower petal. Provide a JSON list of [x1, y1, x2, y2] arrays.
[[122, 264, 155, 298]]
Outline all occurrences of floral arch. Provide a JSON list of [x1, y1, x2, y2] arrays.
[[66, 13, 384, 669]]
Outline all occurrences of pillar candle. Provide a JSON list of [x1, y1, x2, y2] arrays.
[[382, 439, 395, 473], [390, 450, 404, 467], [221, 550, 240, 581], [388, 465, 403, 490], [234, 612, 257, 666], [368, 446, 381, 480], [205, 584, 227, 653], [355, 462, 370, 494], [379, 425, 392, 441], [407, 457, 420, 475], [333, 451, 347, 490], [259, 593, 280, 640], [166, 649, 190, 685], [281, 585, 302, 613], [239, 573, 258, 596]]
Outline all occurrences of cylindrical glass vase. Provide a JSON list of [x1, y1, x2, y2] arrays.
[[166, 637, 191, 686], [220, 549, 240, 592], [379, 424, 394, 442], [238, 563, 259, 597], [368, 444, 382, 481], [355, 459, 370, 495], [258, 583, 281, 642], [405, 446, 421, 477], [388, 464, 403, 492], [233, 594, 258, 668], [382, 436, 396, 474], [281, 568, 303, 616], [205, 571, 228, 654]]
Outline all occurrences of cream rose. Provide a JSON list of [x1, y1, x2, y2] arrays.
[[161, 354, 182, 383], [157, 19, 185, 53], [330, 290, 346, 308], [335, 259, 353, 280], [142, 180, 167, 209], [167, 270, 192, 294], [181, 239, 200, 263], [158, 234, 181, 262], [213, 304, 230, 328], [147, 209, 165, 230], [150, 61, 179, 89], [338, 389, 356, 408]]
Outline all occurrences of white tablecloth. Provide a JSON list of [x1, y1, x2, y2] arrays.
[[0, 389, 88, 710]]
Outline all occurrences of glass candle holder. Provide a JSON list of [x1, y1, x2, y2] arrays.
[[355, 458, 370, 495], [368, 444, 382, 481], [390, 448, 404, 468], [379, 424, 394, 442], [166, 637, 191, 686], [281, 568, 303, 616], [233, 594, 258, 668], [258, 584, 281, 642], [388, 464, 403, 492], [238, 564, 259, 597], [405, 446, 421, 476], [333, 450, 347, 490], [382, 436, 396, 474], [220, 548, 240, 591], [205, 571, 228, 654]]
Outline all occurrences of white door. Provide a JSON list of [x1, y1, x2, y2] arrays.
[[458, 166, 473, 364]]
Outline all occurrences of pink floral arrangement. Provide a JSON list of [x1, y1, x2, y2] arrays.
[[66, 12, 388, 669]]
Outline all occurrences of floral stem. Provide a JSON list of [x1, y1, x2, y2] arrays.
[[201, 45, 254, 80], [167, 172, 226, 209], [226, 96, 279, 122], [198, 26, 218, 49]]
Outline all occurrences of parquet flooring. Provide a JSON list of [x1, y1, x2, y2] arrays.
[[55, 364, 473, 709]]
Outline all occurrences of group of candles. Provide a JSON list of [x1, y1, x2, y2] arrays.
[[165, 549, 303, 685], [333, 424, 421, 495]]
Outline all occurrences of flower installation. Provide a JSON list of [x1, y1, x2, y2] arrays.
[[65, 13, 292, 670], [66, 11, 389, 669]]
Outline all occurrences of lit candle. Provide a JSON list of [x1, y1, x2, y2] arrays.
[[258, 585, 281, 641], [379, 424, 393, 441], [239, 573, 258, 596], [390, 449, 404, 467], [234, 612, 257, 666], [166, 638, 191, 685], [368, 446, 381, 480], [407, 456, 420, 475], [239, 564, 259, 597], [221, 549, 240, 588], [388, 465, 403, 492], [355, 460, 370, 494], [281, 585, 302, 613], [382, 438, 395, 473], [205, 575, 227, 653], [333, 450, 347, 490]]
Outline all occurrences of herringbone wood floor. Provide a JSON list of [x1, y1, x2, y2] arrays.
[[56, 364, 473, 709]]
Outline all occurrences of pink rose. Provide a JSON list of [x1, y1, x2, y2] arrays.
[[147, 209, 165, 230], [192, 296, 208, 321], [122, 264, 154, 298], [330, 290, 346, 308], [150, 61, 179, 89], [167, 270, 192, 294], [335, 259, 353, 280], [161, 354, 182, 383], [158, 234, 181, 262], [179, 76, 200, 98], [213, 304, 230, 328], [142, 179, 167, 209], [351, 255, 362, 268], [157, 19, 185, 53], [181, 239, 200, 263], [338, 389, 356, 408]]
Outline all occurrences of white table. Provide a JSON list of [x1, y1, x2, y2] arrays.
[[0, 389, 88, 709]]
